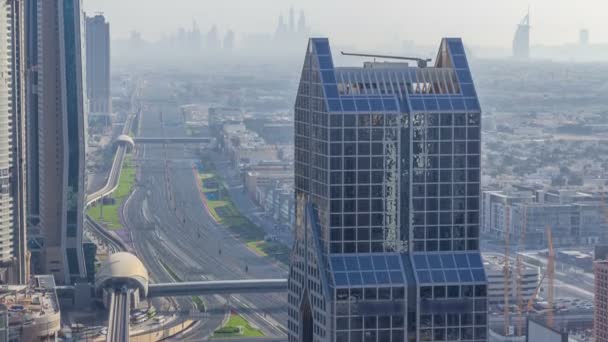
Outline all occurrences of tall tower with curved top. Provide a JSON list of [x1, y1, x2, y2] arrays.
[[513, 12, 530, 60]]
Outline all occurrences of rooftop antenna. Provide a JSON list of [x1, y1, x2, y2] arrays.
[[341, 51, 432, 68]]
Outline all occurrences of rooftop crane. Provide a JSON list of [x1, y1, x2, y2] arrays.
[[340, 52, 432, 68], [503, 206, 511, 335], [515, 206, 528, 336], [546, 225, 555, 328]]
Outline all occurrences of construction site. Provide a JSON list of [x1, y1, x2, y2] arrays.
[[487, 206, 595, 341]]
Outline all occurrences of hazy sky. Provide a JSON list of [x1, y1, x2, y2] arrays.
[[84, 0, 607, 48]]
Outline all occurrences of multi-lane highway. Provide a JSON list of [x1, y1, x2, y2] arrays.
[[123, 84, 288, 339]]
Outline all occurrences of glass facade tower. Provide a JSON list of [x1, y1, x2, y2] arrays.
[[27, 0, 87, 284], [288, 38, 488, 342]]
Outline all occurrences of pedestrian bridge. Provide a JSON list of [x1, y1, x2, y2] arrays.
[[147, 279, 288, 297]]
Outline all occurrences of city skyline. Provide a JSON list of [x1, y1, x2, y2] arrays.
[[0, 0, 599, 340], [84, 0, 608, 48]]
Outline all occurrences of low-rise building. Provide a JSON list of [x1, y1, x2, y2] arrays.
[[1, 275, 61, 341], [482, 187, 607, 247]]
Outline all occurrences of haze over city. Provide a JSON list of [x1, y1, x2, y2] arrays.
[[1, 0, 608, 341], [85, 0, 608, 48]]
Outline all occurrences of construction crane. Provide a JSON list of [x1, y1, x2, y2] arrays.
[[503, 206, 511, 335], [340, 52, 432, 68], [515, 206, 528, 336], [546, 225, 555, 328], [525, 271, 547, 313]]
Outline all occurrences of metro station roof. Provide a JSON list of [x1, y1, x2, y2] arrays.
[[95, 252, 148, 296]]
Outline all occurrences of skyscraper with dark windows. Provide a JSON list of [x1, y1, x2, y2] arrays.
[[85, 13, 111, 115], [288, 38, 487, 342], [26, 0, 87, 285]]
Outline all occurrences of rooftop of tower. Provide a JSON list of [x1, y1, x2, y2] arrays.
[[304, 37, 480, 114]]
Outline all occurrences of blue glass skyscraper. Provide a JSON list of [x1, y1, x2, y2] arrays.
[[27, 0, 87, 284], [288, 38, 487, 342]]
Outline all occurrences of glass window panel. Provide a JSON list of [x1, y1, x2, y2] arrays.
[[428, 255, 442, 269], [325, 84, 339, 98], [355, 99, 370, 111], [321, 70, 337, 83], [331, 257, 346, 271], [424, 98, 438, 111], [467, 253, 483, 268], [359, 256, 373, 270], [348, 272, 363, 286], [410, 98, 424, 111], [328, 99, 342, 111], [372, 255, 388, 270], [390, 271, 404, 283], [335, 272, 348, 286], [444, 270, 459, 283], [417, 270, 431, 283], [448, 41, 465, 55], [472, 268, 486, 282], [376, 271, 390, 284], [465, 98, 480, 111], [318, 55, 333, 69], [342, 98, 356, 111], [461, 83, 476, 97], [370, 98, 384, 110], [431, 270, 445, 283], [451, 98, 465, 110], [314, 40, 330, 55], [362, 271, 376, 285], [454, 254, 469, 268], [456, 69, 472, 83], [345, 256, 360, 270], [438, 97, 452, 110], [453, 55, 468, 69], [440, 254, 456, 268], [386, 255, 401, 270], [458, 269, 473, 282], [383, 98, 398, 111], [414, 255, 428, 269]]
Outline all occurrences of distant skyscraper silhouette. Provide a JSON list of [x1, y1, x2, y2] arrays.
[[579, 29, 589, 46], [288, 38, 487, 342], [224, 30, 235, 52], [26, 0, 87, 284], [86, 14, 111, 115], [297, 10, 307, 35], [206, 25, 220, 51], [512, 11, 530, 60], [289, 7, 295, 33]]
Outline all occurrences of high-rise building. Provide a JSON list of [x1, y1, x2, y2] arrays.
[[0, 0, 28, 285], [288, 38, 487, 342], [26, 0, 87, 285], [595, 246, 608, 342], [512, 12, 530, 60], [85, 14, 111, 115]]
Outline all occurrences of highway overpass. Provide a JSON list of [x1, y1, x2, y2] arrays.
[[133, 137, 211, 144]]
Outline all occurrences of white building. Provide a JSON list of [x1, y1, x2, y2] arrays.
[[484, 254, 539, 305]]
